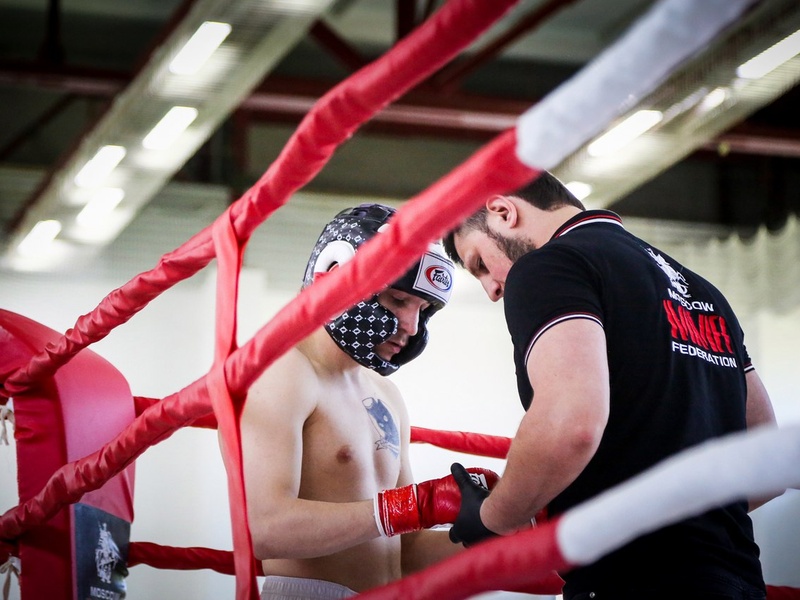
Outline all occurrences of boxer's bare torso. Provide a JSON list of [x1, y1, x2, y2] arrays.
[[242, 331, 411, 592]]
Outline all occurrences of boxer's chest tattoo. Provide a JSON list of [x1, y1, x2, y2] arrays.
[[362, 397, 400, 458]]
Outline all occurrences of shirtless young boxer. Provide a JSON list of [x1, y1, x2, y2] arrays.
[[240, 204, 495, 599]]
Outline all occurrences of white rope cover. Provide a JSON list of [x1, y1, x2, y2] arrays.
[[515, 0, 760, 170], [558, 424, 800, 566]]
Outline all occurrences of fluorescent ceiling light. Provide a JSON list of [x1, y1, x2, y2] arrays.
[[76, 188, 125, 227], [18, 219, 62, 256], [268, 0, 331, 13], [664, 86, 709, 120], [736, 29, 800, 79], [142, 106, 199, 150], [74, 145, 126, 188], [565, 180, 592, 201], [169, 21, 232, 75], [587, 109, 664, 157], [698, 87, 729, 113]]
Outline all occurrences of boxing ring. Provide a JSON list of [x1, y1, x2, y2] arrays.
[[1, 0, 799, 598]]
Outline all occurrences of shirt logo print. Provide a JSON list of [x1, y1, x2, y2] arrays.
[[646, 247, 690, 298]]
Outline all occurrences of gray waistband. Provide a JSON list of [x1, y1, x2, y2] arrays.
[[261, 575, 357, 600]]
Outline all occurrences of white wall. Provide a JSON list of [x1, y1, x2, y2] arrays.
[[1, 257, 798, 598], [746, 307, 800, 588]]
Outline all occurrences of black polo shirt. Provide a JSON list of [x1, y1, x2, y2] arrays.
[[503, 210, 763, 595]]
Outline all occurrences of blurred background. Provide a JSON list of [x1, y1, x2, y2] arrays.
[[1, 0, 799, 597]]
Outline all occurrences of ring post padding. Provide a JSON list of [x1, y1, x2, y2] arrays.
[[0, 310, 135, 600]]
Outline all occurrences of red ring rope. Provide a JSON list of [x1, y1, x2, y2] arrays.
[[3, 0, 798, 599]]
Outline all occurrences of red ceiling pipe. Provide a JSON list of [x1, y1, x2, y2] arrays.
[[430, 0, 581, 93]]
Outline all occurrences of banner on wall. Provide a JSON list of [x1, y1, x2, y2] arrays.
[[74, 503, 130, 600]]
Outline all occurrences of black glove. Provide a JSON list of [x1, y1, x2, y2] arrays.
[[448, 462, 498, 546]]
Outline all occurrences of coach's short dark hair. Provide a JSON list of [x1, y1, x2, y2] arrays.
[[442, 171, 584, 265]]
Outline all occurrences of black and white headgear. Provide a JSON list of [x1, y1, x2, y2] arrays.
[[303, 203, 454, 376]]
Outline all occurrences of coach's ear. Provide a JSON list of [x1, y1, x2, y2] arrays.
[[486, 195, 519, 231]]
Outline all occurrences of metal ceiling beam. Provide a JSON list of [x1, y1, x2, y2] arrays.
[[309, 20, 369, 72], [0, 94, 77, 162], [430, 0, 581, 93], [2, 62, 800, 155], [37, 0, 65, 65], [708, 126, 800, 159], [241, 77, 527, 136], [396, 0, 417, 41], [0, 61, 126, 97]]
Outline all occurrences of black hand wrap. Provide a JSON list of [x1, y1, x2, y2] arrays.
[[448, 462, 498, 546]]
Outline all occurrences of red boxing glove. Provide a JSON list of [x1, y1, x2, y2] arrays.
[[374, 468, 498, 537]]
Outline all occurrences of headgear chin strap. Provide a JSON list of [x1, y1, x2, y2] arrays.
[[303, 204, 454, 376]]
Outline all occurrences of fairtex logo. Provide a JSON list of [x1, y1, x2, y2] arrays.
[[425, 265, 452, 291]]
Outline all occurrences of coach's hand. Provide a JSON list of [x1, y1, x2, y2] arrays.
[[374, 467, 498, 537], [448, 462, 499, 546]]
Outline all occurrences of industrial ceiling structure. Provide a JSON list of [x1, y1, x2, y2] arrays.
[[1, 0, 799, 282]]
